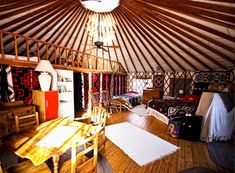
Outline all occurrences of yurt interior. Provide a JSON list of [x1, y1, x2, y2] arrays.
[[0, 0, 234, 173]]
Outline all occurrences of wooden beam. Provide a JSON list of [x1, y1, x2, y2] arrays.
[[116, 11, 155, 72], [114, 12, 147, 72], [0, 0, 56, 20], [113, 15, 138, 73], [136, 0, 235, 42]]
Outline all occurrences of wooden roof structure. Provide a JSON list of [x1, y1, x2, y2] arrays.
[[0, 0, 235, 73]]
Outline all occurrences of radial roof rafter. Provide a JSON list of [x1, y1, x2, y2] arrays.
[[0, 0, 234, 72]]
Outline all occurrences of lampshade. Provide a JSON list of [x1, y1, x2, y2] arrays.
[[35, 60, 54, 91], [35, 60, 54, 73]]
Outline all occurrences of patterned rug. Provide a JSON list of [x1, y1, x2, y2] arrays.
[[208, 142, 234, 172]]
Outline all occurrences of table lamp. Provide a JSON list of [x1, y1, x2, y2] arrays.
[[35, 60, 54, 91]]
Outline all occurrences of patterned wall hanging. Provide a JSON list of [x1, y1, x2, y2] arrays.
[[74, 72, 83, 111], [114, 74, 119, 96], [83, 73, 89, 109], [11, 67, 39, 103], [121, 75, 126, 94], [195, 71, 230, 84], [92, 73, 100, 93], [0, 65, 15, 102]]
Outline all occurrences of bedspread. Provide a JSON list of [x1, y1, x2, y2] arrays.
[[112, 93, 142, 108], [147, 99, 198, 118]]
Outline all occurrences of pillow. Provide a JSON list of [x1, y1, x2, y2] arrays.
[[167, 116, 182, 138], [168, 107, 188, 118], [127, 91, 138, 94], [182, 95, 200, 103], [181, 105, 196, 114]]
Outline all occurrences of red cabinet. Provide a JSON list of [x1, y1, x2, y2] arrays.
[[32, 90, 58, 123]]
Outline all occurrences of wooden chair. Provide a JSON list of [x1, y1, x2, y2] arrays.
[[74, 106, 108, 151], [59, 133, 98, 173], [15, 112, 39, 132], [3, 112, 39, 150]]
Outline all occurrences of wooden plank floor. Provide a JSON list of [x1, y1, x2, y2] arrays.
[[101, 110, 232, 173]]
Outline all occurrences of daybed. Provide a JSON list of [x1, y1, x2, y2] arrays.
[[112, 92, 142, 109], [147, 97, 198, 124]]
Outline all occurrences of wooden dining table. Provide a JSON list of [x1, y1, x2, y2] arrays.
[[4, 117, 93, 173]]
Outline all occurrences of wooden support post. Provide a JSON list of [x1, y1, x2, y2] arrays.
[[100, 73, 103, 107], [88, 72, 92, 114]]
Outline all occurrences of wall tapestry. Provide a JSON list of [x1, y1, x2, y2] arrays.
[[195, 71, 230, 84], [92, 73, 100, 93], [83, 73, 88, 109], [11, 67, 39, 103], [74, 72, 83, 111], [0, 65, 15, 102]]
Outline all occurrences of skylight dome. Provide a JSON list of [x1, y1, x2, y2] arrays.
[[81, 0, 120, 13]]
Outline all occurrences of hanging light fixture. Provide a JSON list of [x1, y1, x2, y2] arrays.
[[86, 13, 116, 45], [80, 0, 120, 13], [81, 0, 118, 46]]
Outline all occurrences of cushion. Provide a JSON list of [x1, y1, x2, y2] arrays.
[[182, 95, 200, 103]]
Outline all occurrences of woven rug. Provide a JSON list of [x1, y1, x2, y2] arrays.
[[130, 104, 149, 116], [178, 167, 217, 173], [208, 142, 234, 171], [105, 122, 179, 166]]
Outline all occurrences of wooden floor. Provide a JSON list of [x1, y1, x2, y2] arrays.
[[100, 110, 232, 173]]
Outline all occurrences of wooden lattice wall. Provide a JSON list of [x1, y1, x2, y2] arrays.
[[127, 70, 233, 97]]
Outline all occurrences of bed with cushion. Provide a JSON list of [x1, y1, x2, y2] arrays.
[[112, 92, 142, 109], [147, 96, 199, 124]]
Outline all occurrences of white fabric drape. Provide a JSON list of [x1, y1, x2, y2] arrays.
[[196, 92, 234, 142]]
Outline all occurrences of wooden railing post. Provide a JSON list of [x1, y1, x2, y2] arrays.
[[36, 41, 40, 62], [54, 46, 57, 64], [13, 35, 18, 60], [0, 29, 126, 74], [0, 32, 4, 58], [65, 48, 68, 65], [59, 47, 62, 65], [46, 44, 48, 60], [26, 38, 29, 61]]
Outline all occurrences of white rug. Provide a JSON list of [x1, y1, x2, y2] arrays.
[[105, 122, 180, 166], [130, 104, 149, 116]]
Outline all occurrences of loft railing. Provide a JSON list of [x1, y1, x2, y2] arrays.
[[0, 29, 126, 73]]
